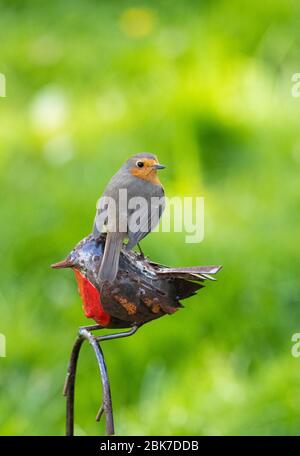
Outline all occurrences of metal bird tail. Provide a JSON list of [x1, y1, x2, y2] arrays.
[[156, 265, 222, 281], [155, 265, 222, 301]]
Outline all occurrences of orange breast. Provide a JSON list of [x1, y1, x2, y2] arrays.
[[73, 269, 110, 326]]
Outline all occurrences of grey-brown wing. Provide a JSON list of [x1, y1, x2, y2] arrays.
[[93, 196, 110, 238], [92, 170, 130, 239], [126, 189, 165, 250]]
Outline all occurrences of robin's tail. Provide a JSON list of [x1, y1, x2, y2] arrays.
[[98, 232, 124, 282]]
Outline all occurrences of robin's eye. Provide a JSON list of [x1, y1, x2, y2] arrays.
[[136, 161, 144, 168]]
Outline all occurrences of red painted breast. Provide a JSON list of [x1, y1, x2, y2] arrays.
[[73, 269, 110, 326]]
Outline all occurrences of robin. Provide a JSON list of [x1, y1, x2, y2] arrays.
[[52, 234, 221, 329], [93, 153, 165, 283]]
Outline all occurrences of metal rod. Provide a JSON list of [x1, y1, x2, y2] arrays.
[[79, 328, 115, 435], [64, 328, 114, 436], [64, 325, 139, 436], [64, 335, 84, 436], [96, 325, 139, 342]]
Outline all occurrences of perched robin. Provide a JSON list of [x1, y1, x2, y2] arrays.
[[52, 234, 221, 329], [92, 153, 165, 283]]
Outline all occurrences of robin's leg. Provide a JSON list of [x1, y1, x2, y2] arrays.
[[137, 243, 144, 257]]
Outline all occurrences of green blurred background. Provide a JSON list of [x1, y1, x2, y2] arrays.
[[0, 0, 300, 436]]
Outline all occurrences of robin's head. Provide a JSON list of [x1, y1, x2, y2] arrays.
[[124, 153, 165, 185]]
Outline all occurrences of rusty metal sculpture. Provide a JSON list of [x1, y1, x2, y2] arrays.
[[52, 234, 221, 435]]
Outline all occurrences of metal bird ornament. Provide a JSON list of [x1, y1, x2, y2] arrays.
[[52, 234, 221, 329], [92, 153, 165, 282], [52, 153, 222, 436]]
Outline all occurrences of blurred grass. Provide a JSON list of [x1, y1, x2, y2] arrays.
[[1, 0, 300, 435]]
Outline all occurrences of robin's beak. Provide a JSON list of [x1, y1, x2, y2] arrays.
[[152, 163, 166, 170]]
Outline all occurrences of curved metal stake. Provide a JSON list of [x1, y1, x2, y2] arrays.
[[64, 335, 84, 436], [64, 327, 114, 436], [63, 325, 139, 436]]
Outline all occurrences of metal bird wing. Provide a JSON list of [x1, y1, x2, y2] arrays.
[[52, 234, 222, 328]]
